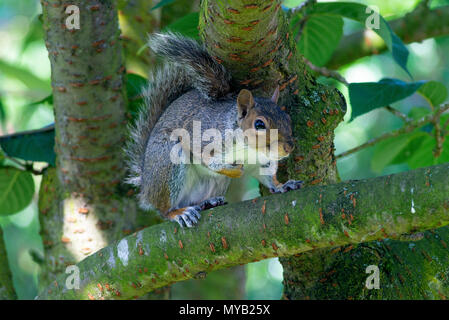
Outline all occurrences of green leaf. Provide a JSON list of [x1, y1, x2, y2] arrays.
[[349, 79, 425, 120], [20, 15, 44, 54], [162, 12, 199, 39], [402, 115, 449, 169], [0, 126, 56, 166], [309, 2, 411, 76], [417, 81, 448, 108], [0, 168, 35, 216], [0, 59, 50, 91], [297, 14, 344, 67], [151, 0, 176, 11], [0, 98, 6, 131], [408, 106, 431, 120], [371, 133, 415, 173], [26, 95, 53, 108], [406, 137, 436, 169], [391, 131, 428, 166], [283, 0, 303, 8]]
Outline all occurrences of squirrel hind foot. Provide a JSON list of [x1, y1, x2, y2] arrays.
[[168, 206, 202, 228], [166, 197, 227, 228]]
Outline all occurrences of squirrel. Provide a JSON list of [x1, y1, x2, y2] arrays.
[[125, 32, 303, 228]]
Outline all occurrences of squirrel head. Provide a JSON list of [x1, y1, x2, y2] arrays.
[[236, 87, 295, 161]]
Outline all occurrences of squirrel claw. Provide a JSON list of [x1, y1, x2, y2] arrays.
[[199, 196, 226, 210], [174, 206, 202, 228], [270, 180, 304, 194], [281, 180, 304, 193]]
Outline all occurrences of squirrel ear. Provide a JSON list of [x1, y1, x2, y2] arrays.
[[271, 85, 280, 104], [237, 89, 255, 118]]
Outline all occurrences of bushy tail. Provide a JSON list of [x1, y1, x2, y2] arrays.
[[125, 33, 231, 187], [148, 32, 231, 99]]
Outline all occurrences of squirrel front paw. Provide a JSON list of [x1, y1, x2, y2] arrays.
[[198, 196, 226, 210], [168, 206, 202, 228], [270, 180, 304, 194]]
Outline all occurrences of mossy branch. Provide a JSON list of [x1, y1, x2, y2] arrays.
[[327, 4, 449, 69], [37, 163, 449, 300]]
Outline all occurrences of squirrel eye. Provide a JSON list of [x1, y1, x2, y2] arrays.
[[254, 119, 266, 130]]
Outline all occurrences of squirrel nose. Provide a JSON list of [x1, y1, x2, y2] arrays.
[[284, 141, 295, 154]]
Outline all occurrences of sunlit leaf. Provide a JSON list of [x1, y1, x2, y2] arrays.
[[408, 106, 431, 120], [307, 2, 411, 75], [0, 167, 35, 216], [297, 14, 343, 66], [20, 15, 44, 54], [371, 133, 415, 173], [0, 59, 50, 91], [391, 132, 428, 166], [417, 81, 448, 108]]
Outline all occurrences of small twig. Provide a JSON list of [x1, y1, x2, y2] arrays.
[[384, 106, 411, 122], [337, 104, 449, 159], [303, 58, 349, 85], [3, 155, 46, 175], [433, 114, 444, 158], [290, 0, 317, 15], [442, 117, 449, 136]]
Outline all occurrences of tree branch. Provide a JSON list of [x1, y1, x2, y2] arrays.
[[37, 163, 449, 300], [326, 4, 449, 69], [0, 227, 16, 300], [336, 104, 449, 159]]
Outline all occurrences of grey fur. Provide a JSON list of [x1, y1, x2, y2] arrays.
[[148, 32, 231, 99], [124, 33, 302, 227], [124, 63, 191, 188]]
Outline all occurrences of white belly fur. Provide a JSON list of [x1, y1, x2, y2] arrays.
[[174, 164, 231, 208]]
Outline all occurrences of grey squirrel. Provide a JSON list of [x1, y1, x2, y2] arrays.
[[125, 33, 303, 228]]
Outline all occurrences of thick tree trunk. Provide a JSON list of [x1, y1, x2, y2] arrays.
[[39, 0, 158, 291], [199, 0, 344, 300], [0, 227, 16, 300]]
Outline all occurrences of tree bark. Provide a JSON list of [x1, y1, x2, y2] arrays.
[[199, 0, 345, 300], [36, 163, 449, 299], [39, 0, 158, 290], [0, 227, 16, 300], [37, 0, 449, 300], [326, 4, 449, 69]]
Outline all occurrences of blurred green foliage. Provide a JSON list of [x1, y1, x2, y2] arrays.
[[0, 0, 448, 299]]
